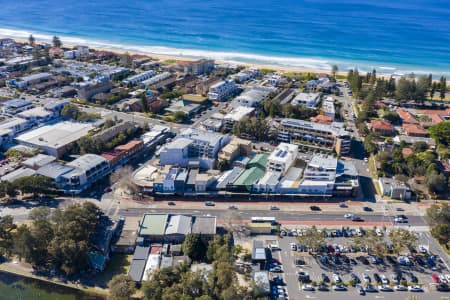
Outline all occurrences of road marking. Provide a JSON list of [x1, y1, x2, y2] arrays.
[[305, 295, 316, 299]]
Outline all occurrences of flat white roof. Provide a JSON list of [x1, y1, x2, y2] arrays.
[[279, 167, 303, 188], [17, 107, 52, 118], [268, 142, 298, 164], [16, 121, 93, 149], [224, 106, 254, 122]]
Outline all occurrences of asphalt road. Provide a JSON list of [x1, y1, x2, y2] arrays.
[[117, 208, 427, 226]]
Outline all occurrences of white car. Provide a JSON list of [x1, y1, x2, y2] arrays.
[[362, 273, 371, 283], [375, 228, 383, 236], [419, 245, 428, 253], [394, 285, 408, 291], [344, 213, 354, 219], [439, 274, 447, 283], [333, 273, 341, 283], [446, 274, 450, 282], [381, 274, 389, 285], [408, 286, 423, 292], [290, 243, 297, 251]]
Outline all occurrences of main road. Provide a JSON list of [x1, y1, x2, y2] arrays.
[[117, 207, 427, 226]]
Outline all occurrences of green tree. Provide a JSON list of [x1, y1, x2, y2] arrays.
[[425, 171, 448, 194], [429, 121, 450, 146], [0, 215, 16, 256], [297, 225, 325, 253], [218, 160, 230, 172], [440, 76, 447, 100], [431, 224, 450, 246], [182, 233, 206, 261], [52, 36, 62, 48], [140, 93, 149, 113], [12, 224, 34, 261], [173, 111, 187, 123], [108, 275, 135, 300], [388, 229, 418, 255], [0, 181, 18, 199]]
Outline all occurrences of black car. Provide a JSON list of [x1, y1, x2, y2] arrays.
[[364, 285, 378, 293], [321, 273, 329, 282], [436, 283, 450, 292], [317, 285, 329, 291], [363, 206, 373, 212], [409, 273, 418, 283], [373, 273, 382, 284], [310, 205, 321, 211], [342, 256, 350, 264], [357, 285, 365, 295], [351, 216, 364, 222], [350, 273, 360, 284], [168, 201, 176, 206]]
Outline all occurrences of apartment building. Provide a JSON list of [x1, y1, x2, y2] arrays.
[[183, 59, 214, 75], [278, 119, 351, 155], [207, 80, 237, 101], [267, 143, 298, 175], [1, 99, 34, 115], [122, 70, 156, 85], [159, 129, 230, 169], [292, 92, 320, 108]]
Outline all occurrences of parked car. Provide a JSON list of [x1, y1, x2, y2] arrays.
[[290, 243, 297, 251], [381, 274, 389, 285], [333, 273, 341, 283], [364, 285, 378, 293], [436, 283, 450, 292], [408, 286, 423, 292], [356, 285, 365, 295], [379, 285, 393, 292], [373, 273, 381, 284], [302, 284, 315, 291], [270, 266, 282, 273], [317, 285, 329, 291], [333, 285, 347, 291], [362, 273, 371, 283], [321, 273, 329, 282], [394, 285, 408, 291], [409, 273, 418, 283]]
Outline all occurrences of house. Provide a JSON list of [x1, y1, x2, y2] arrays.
[[77, 80, 112, 101], [401, 147, 414, 159], [230, 68, 259, 83], [166, 100, 201, 117], [370, 120, 393, 135], [183, 59, 214, 75], [402, 123, 428, 137], [397, 108, 418, 124], [218, 138, 252, 162], [378, 177, 411, 200]]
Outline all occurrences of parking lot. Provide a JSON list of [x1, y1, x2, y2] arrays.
[[263, 228, 450, 300]]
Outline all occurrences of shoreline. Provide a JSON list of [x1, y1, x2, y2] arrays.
[[0, 263, 108, 298], [4, 28, 449, 78]]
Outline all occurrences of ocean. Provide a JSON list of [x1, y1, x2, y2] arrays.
[[0, 0, 450, 76]]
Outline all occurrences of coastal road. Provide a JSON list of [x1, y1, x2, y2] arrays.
[[117, 208, 427, 226]]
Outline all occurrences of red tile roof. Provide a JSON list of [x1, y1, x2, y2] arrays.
[[310, 114, 333, 124], [429, 114, 444, 124], [419, 109, 450, 116], [397, 108, 418, 123], [115, 140, 143, 152], [371, 120, 393, 131], [402, 123, 428, 136]]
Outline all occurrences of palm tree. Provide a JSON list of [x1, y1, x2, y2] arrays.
[[331, 65, 339, 79], [52, 36, 62, 48], [28, 34, 35, 46]]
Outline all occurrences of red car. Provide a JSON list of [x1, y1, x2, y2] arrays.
[[432, 273, 441, 283]]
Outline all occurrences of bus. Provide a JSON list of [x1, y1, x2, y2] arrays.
[[251, 217, 277, 225]]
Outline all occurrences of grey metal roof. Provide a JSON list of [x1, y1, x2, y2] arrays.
[[66, 154, 107, 171], [165, 215, 192, 235], [252, 240, 267, 260], [160, 256, 173, 270], [37, 162, 74, 179], [166, 138, 192, 149], [3, 98, 32, 108], [216, 167, 243, 189], [22, 154, 56, 168], [128, 259, 147, 282], [180, 128, 226, 146], [186, 169, 199, 186], [1, 167, 35, 182], [133, 246, 150, 260], [191, 216, 216, 235]]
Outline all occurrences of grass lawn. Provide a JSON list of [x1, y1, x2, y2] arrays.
[[429, 95, 450, 101], [90, 254, 132, 289]]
